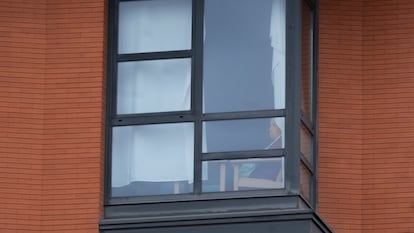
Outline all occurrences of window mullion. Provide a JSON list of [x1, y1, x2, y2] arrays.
[[105, 0, 120, 204], [284, 0, 302, 194], [192, 0, 204, 194]]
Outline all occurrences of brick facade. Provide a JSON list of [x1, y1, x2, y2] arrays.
[[1, 0, 413, 232], [0, 1, 105, 232], [0, 1, 45, 232], [319, 0, 414, 233], [318, 0, 364, 232]]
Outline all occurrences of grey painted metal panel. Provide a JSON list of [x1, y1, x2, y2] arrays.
[[103, 220, 309, 233]]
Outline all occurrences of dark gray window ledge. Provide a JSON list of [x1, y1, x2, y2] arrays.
[[100, 195, 334, 233]]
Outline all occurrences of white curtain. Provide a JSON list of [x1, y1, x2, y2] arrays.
[[112, 123, 194, 187], [271, 0, 286, 146], [113, 60, 193, 186], [129, 123, 194, 183], [113, 0, 194, 187], [118, 0, 192, 54], [117, 59, 191, 114], [111, 126, 133, 187]]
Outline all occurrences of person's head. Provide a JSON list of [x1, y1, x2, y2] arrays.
[[268, 119, 281, 140]]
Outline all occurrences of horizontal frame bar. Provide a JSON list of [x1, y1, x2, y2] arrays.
[[202, 149, 285, 161], [300, 158, 314, 175], [112, 109, 286, 126], [118, 50, 193, 62], [112, 112, 195, 126], [300, 117, 314, 136], [300, 155, 314, 174], [203, 109, 285, 121]]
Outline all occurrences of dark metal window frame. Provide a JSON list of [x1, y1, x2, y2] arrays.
[[104, 0, 318, 219], [299, 0, 318, 208]]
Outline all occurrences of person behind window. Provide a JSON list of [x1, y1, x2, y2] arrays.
[[266, 118, 282, 149], [238, 119, 283, 181]]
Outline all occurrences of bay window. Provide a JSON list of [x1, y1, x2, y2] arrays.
[[102, 0, 328, 232]]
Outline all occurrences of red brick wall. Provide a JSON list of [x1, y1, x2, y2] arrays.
[[319, 0, 414, 233], [0, 1, 46, 232], [0, 0, 105, 232], [362, 1, 414, 232], [41, 0, 105, 232], [318, 1, 364, 233]]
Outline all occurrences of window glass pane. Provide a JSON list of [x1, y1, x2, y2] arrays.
[[301, 1, 313, 120], [111, 123, 194, 197], [300, 162, 311, 202], [203, 118, 285, 153], [300, 124, 312, 163], [203, 0, 285, 113], [118, 0, 192, 54], [117, 58, 191, 114], [202, 158, 284, 192]]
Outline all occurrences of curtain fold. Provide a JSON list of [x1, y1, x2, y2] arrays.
[[271, 0, 286, 146], [113, 0, 193, 187]]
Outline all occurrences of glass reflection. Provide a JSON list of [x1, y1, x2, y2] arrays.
[[203, 0, 286, 113], [301, 1, 313, 119], [117, 58, 191, 114], [300, 162, 311, 202], [111, 123, 194, 197], [300, 124, 312, 163], [202, 158, 284, 192], [118, 0, 192, 54], [203, 118, 285, 153]]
